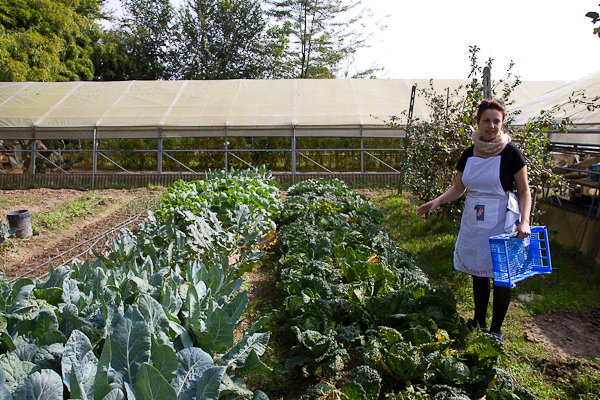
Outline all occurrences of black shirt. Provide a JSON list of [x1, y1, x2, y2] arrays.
[[456, 142, 526, 192]]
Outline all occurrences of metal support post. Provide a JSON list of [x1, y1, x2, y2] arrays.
[[224, 130, 228, 172], [158, 131, 163, 175], [30, 136, 36, 174], [445, 87, 450, 124], [292, 127, 297, 184], [483, 66, 491, 99], [578, 177, 600, 256], [360, 132, 364, 174], [399, 84, 416, 194], [92, 129, 97, 189]]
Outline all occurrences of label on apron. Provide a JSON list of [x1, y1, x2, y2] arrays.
[[475, 205, 485, 221], [464, 196, 500, 230]]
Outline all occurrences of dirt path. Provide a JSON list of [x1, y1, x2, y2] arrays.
[[0, 187, 165, 281]]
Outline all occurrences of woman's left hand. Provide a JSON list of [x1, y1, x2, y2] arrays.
[[512, 221, 531, 239]]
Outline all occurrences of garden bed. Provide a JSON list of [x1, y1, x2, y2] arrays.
[[0, 185, 598, 398]]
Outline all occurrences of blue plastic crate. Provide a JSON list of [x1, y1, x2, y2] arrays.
[[489, 226, 552, 288]]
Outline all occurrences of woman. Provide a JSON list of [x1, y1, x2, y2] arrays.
[[417, 99, 531, 341]]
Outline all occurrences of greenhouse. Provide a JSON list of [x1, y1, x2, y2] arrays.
[[0, 76, 598, 188]]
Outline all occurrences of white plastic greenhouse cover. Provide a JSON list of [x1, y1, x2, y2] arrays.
[[0, 79, 570, 140], [509, 70, 600, 145]]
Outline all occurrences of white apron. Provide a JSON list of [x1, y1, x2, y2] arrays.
[[453, 153, 520, 278]]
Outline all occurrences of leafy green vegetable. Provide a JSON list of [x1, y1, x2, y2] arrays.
[[133, 363, 178, 400], [13, 369, 63, 400], [0, 167, 279, 399], [110, 306, 152, 385], [62, 329, 93, 391], [274, 179, 530, 399], [348, 365, 381, 400]]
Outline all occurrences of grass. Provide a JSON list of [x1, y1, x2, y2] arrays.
[[118, 189, 164, 217], [0, 196, 45, 209], [370, 192, 600, 400], [30, 194, 112, 234], [347, 181, 396, 190], [516, 247, 600, 313]]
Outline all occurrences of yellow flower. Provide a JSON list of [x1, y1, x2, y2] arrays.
[[367, 254, 379, 264], [487, 374, 497, 389]]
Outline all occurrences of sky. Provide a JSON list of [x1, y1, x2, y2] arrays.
[[351, 0, 600, 81], [103, 0, 600, 81]]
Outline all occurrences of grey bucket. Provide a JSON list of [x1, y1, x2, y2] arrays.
[[7, 210, 32, 238]]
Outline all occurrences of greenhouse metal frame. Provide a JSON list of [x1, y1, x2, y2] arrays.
[[1, 77, 600, 188]]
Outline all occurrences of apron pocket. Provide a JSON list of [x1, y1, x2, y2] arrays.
[[464, 198, 500, 229]]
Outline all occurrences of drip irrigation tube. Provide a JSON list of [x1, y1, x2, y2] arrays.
[[8, 198, 157, 284]]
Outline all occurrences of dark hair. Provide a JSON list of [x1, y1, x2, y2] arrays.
[[476, 99, 506, 124]]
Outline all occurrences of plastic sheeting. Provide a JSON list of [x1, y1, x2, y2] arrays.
[[510, 71, 600, 144], [0, 79, 570, 140]]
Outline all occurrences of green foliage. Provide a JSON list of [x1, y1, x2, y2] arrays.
[[1, 139, 84, 173], [348, 365, 381, 400], [285, 327, 349, 383], [30, 194, 105, 233], [0, 195, 45, 209], [390, 45, 600, 221], [586, 9, 600, 38], [377, 191, 600, 399], [390, 45, 520, 218], [171, 0, 272, 79], [37, 140, 84, 173], [148, 166, 282, 274], [0, 167, 280, 398], [94, 0, 174, 80], [508, 90, 599, 195], [275, 179, 533, 398], [302, 383, 340, 400], [0, 0, 103, 82], [266, 0, 383, 78]]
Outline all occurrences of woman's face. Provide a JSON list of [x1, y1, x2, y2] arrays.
[[477, 109, 504, 142]]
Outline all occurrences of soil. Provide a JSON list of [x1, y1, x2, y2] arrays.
[[0, 187, 166, 282], [1, 186, 599, 396]]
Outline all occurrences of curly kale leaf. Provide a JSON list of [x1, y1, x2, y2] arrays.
[[285, 327, 348, 382], [350, 365, 381, 400]]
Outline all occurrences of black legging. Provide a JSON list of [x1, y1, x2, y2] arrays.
[[472, 276, 512, 334]]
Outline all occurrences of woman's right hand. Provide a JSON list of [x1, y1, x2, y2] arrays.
[[417, 199, 439, 216], [416, 174, 466, 217]]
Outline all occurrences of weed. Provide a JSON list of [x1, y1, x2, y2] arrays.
[[275, 181, 291, 191], [118, 191, 163, 216], [515, 243, 600, 313], [371, 193, 459, 285], [30, 194, 111, 232], [244, 309, 290, 397], [238, 257, 294, 399], [574, 369, 600, 399]]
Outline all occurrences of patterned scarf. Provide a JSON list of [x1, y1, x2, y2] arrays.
[[471, 129, 510, 155]]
